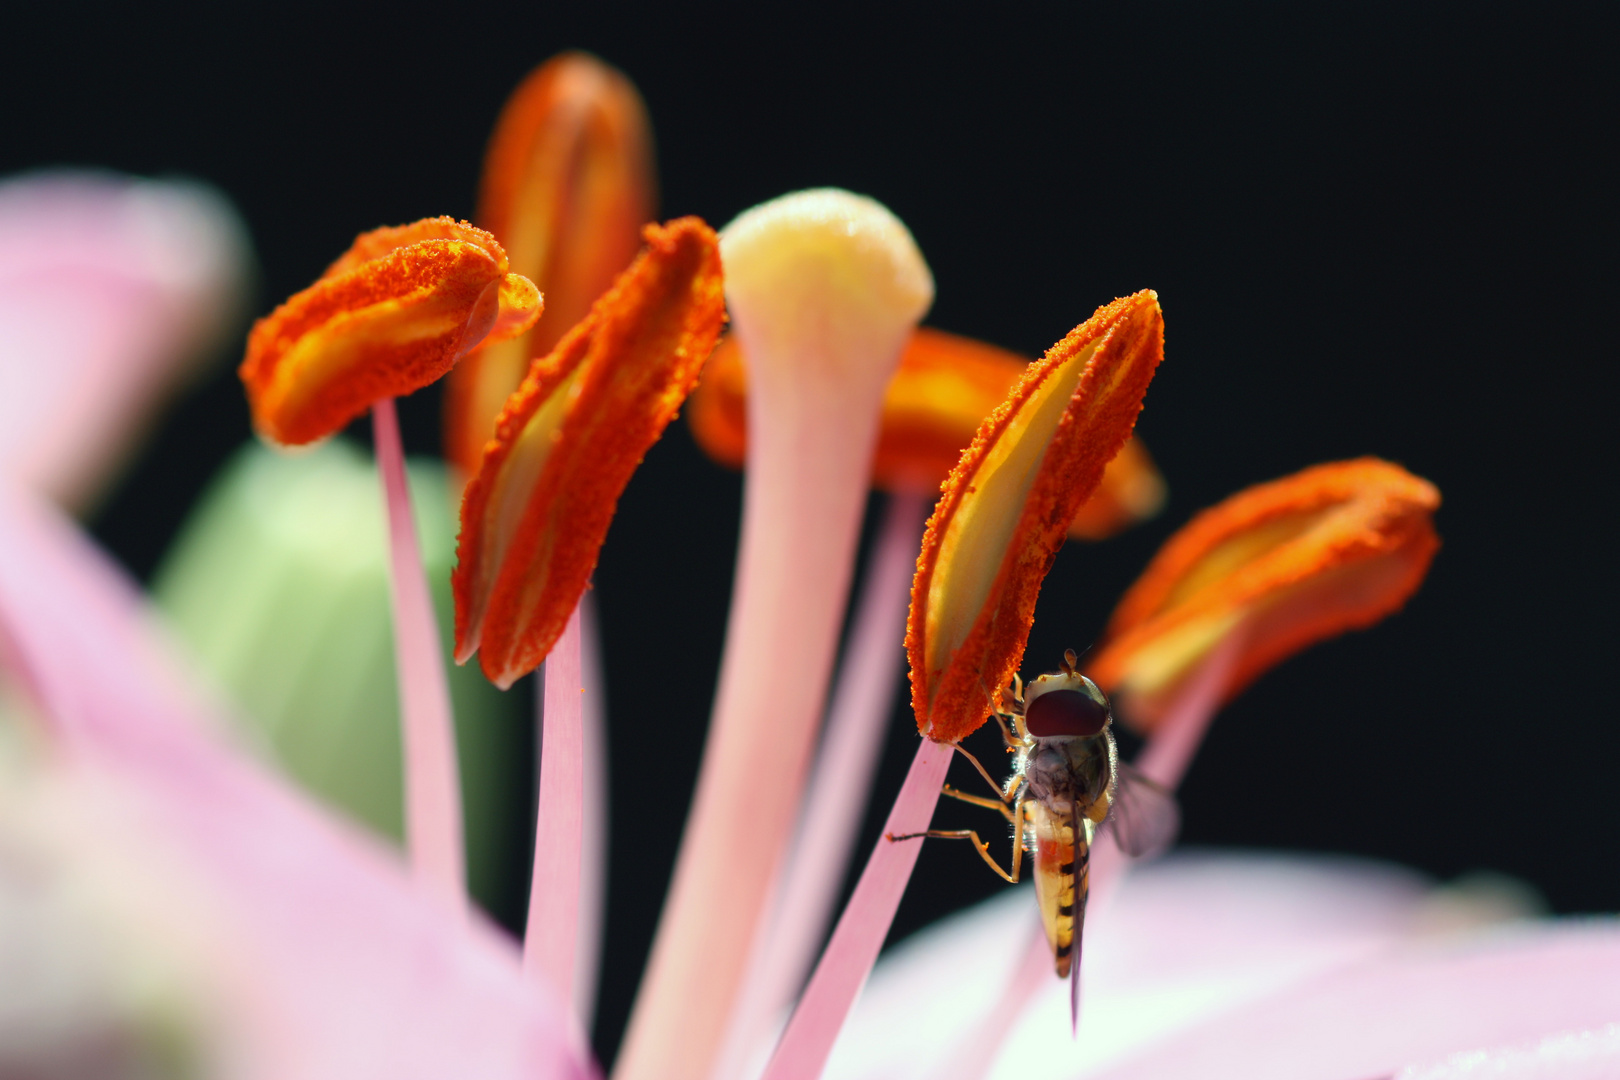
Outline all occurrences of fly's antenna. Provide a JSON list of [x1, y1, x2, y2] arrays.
[[1061, 648, 1079, 676]]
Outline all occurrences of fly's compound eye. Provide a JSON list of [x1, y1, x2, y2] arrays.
[[1023, 687, 1110, 737]]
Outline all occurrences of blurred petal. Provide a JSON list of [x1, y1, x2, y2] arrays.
[[453, 217, 723, 689], [687, 328, 1166, 538], [1081, 921, 1617, 1080], [1088, 458, 1440, 730], [0, 171, 251, 509], [825, 852, 1553, 1080], [240, 217, 539, 446], [1397, 1025, 1620, 1080], [150, 441, 522, 915], [0, 476, 592, 1078], [446, 52, 655, 475], [907, 291, 1165, 743]]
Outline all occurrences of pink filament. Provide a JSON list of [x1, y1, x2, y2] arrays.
[[716, 492, 928, 1078], [575, 593, 608, 1024], [760, 737, 954, 1080], [527, 600, 586, 1001], [372, 397, 466, 913]]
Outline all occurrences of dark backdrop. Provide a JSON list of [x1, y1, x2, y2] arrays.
[[6, 2, 1615, 1064]]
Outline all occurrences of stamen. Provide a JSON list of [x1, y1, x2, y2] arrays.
[[525, 601, 584, 997], [446, 53, 654, 477], [372, 398, 465, 911], [760, 293, 1165, 1080], [908, 292, 1166, 744], [453, 217, 724, 689], [1088, 458, 1441, 728], [240, 217, 539, 447]]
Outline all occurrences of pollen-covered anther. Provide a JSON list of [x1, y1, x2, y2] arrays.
[[686, 327, 1166, 539], [1087, 457, 1442, 731], [906, 290, 1166, 744], [445, 53, 654, 475], [240, 217, 541, 446], [453, 216, 725, 689]]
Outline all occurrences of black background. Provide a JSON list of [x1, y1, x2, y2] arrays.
[[5, 2, 1615, 1064]]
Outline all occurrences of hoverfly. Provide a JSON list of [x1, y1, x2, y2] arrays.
[[892, 650, 1178, 1026]]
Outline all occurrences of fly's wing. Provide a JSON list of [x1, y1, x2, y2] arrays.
[[1104, 763, 1180, 859]]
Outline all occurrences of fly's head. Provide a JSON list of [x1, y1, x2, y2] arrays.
[[1016, 649, 1115, 803], [1020, 648, 1112, 739]]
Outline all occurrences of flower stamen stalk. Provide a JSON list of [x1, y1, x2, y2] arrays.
[[372, 397, 466, 912], [761, 738, 955, 1080], [715, 491, 929, 1079], [526, 600, 586, 998]]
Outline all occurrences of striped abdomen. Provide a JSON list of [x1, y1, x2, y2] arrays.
[[1027, 800, 1089, 977]]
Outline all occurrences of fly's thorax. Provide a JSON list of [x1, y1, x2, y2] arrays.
[[1021, 731, 1114, 810]]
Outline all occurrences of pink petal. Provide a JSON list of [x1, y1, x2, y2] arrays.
[[0, 172, 250, 508], [0, 477, 593, 1079], [1396, 1024, 1620, 1079], [1081, 918, 1620, 1080], [826, 852, 1532, 1080]]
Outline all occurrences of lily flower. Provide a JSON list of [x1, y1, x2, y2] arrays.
[[4, 56, 1613, 1080], [687, 327, 1167, 541]]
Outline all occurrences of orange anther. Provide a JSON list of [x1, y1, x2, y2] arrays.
[[453, 217, 725, 689], [445, 53, 656, 476], [240, 217, 540, 446], [1087, 458, 1441, 730], [906, 291, 1165, 743], [686, 327, 1166, 539]]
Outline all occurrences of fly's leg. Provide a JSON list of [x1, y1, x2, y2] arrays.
[[941, 785, 1017, 823], [952, 742, 1016, 803], [887, 794, 1026, 884], [885, 829, 1019, 883]]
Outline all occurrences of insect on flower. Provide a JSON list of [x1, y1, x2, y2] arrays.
[[890, 648, 1177, 1025]]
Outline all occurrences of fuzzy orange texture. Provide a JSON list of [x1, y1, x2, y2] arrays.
[[1087, 458, 1441, 732], [240, 217, 540, 446], [907, 291, 1165, 743], [686, 328, 1164, 541], [453, 217, 725, 688], [444, 52, 655, 476]]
